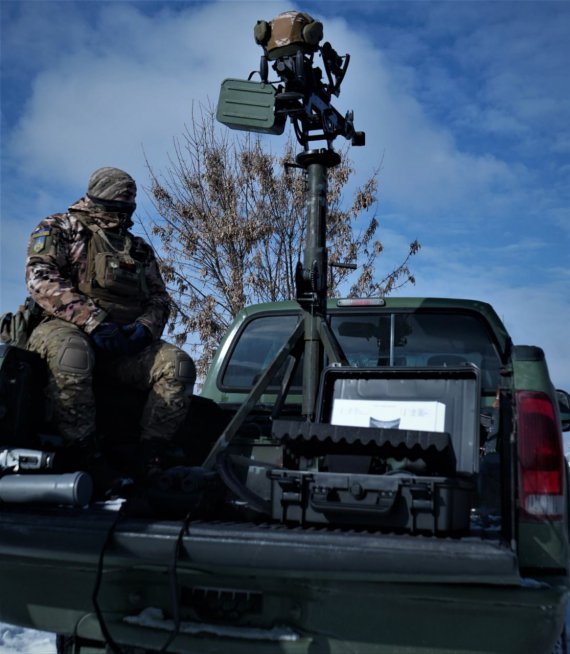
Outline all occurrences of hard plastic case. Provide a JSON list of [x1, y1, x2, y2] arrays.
[[269, 366, 480, 534]]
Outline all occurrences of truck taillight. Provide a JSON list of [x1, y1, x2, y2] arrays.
[[517, 390, 565, 521]]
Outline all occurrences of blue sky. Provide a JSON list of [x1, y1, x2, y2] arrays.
[[1, 0, 569, 389]]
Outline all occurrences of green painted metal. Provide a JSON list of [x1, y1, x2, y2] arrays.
[[0, 508, 564, 654], [216, 79, 285, 134]]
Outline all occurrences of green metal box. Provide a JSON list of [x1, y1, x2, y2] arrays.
[[217, 79, 286, 134]]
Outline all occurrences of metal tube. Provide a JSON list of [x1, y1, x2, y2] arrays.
[[0, 472, 93, 506], [296, 149, 340, 419], [302, 159, 328, 419]]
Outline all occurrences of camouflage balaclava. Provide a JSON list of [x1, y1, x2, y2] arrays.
[[71, 167, 137, 230], [86, 167, 137, 212]]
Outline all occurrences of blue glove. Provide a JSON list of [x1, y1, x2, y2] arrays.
[[91, 322, 130, 354], [122, 322, 153, 354]]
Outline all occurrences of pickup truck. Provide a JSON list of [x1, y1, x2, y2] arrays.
[[0, 296, 569, 654]]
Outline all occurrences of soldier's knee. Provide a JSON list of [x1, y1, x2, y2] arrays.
[[154, 344, 196, 391], [28, 321, 95, 379], [54, 334, 95, 376], [174, 350, 196, 389]]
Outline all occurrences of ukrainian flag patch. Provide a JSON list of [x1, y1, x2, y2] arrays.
[[31, 229, 51, 253]]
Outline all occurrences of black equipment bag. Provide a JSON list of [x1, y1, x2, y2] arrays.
[[0, 297, 43, 348], [0, 344, 46, 447]]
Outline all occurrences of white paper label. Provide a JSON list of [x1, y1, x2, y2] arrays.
[[331, 399, 446, 432]]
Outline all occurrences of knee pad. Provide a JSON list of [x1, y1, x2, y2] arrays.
[[153, 344, 196, 389], [55, 335, 94, 375], [175, 351, 196, 386]]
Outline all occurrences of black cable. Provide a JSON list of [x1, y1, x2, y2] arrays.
[[91, 504, 193, 654], [158, 511, 193, 654], [91, 506, 126, 654]]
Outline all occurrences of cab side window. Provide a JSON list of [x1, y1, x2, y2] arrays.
[[221, 314, 302, 390]]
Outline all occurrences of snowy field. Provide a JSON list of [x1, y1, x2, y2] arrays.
[[0, 625, 55, 654]]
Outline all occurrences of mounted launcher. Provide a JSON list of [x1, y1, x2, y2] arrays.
[[205, 10, 366, 466], [217, 10, 365, 149]]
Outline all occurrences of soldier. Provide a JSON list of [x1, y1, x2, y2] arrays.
[[25, 167, 196, 481]]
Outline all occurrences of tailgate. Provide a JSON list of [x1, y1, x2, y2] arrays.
[[0, 511, 565, 654]]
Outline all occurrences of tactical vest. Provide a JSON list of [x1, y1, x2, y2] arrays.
[[77, 219, 148, 324]]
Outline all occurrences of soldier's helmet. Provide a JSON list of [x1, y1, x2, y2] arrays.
[[86, 167, 137, 211]]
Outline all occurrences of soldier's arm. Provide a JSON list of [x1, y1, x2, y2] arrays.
[[135, 242, 171, 340], [25, 215, 107, 334]]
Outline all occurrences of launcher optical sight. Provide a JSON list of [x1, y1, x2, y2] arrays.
[[217, 10, 365, 149]]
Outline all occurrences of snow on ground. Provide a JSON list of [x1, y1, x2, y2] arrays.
[[0, 624, 55, 654], [1, 613, 570, 653]]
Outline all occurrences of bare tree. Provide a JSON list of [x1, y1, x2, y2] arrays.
[[146, 107, 420, 376]]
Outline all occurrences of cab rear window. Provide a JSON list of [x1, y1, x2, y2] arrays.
[[331, 312, 501, 389], [220, 311, 502, 392]]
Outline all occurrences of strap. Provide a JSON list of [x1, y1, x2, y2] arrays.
[[75, 214, 131, 255]]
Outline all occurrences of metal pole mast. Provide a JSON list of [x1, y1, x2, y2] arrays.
[[296, 148, 341, 419]]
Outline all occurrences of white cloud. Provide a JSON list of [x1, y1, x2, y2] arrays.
[[6, 2, 290, 189], [5, 2, 540, 223], [405, 244, 570, 390], [2, 1, 290, 310], [315, 16, 525, 220], [5, 2, 565, 228], [1, 1, 568, 394]]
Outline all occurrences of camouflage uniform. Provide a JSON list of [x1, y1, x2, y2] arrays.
[[25, 168, 196, 452]]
